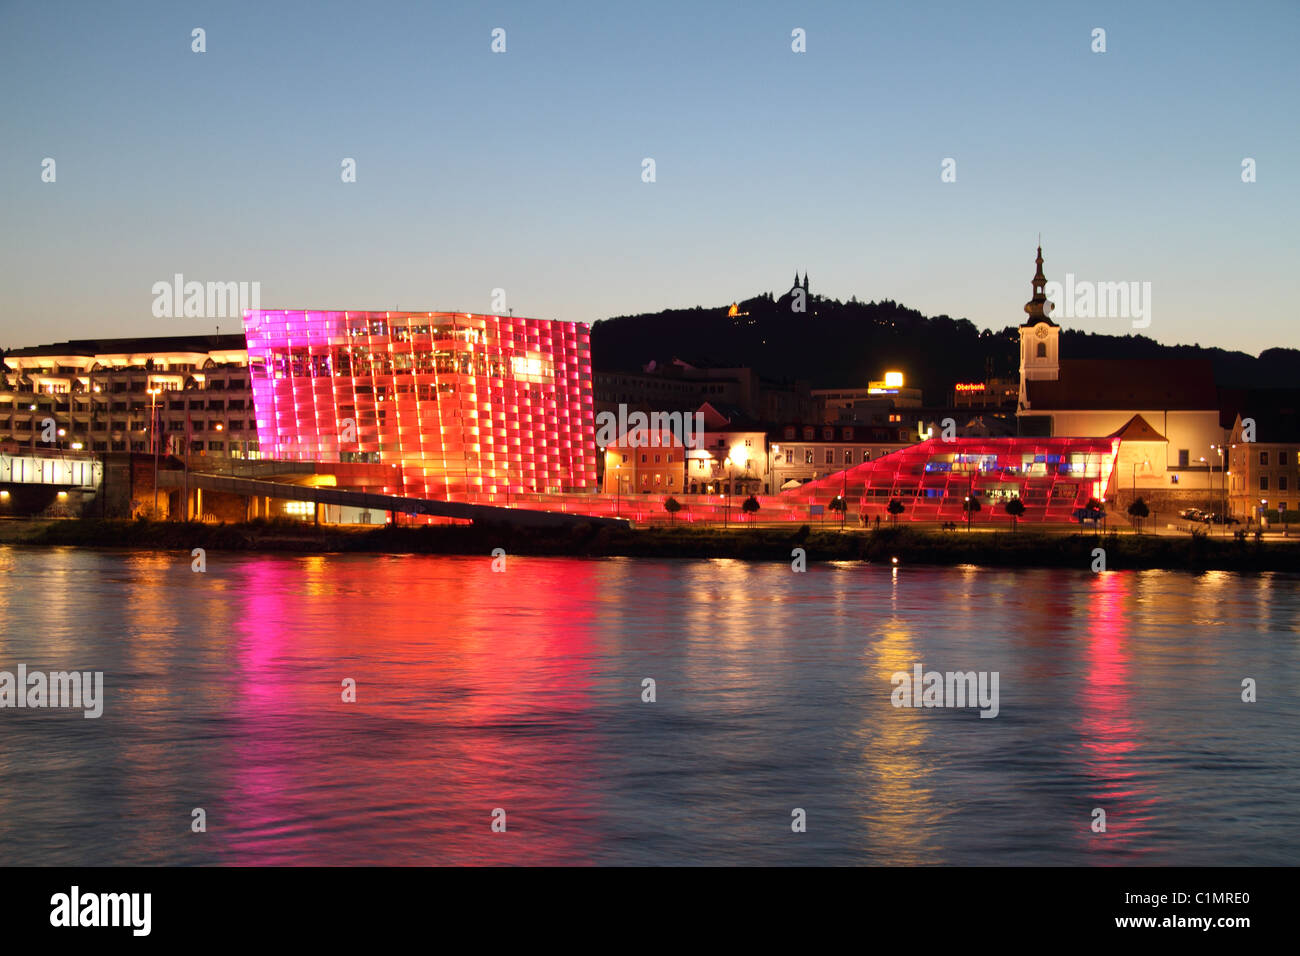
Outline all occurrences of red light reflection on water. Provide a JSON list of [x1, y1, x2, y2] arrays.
[[1078, 572, 1159, 856], [218, 555, 604, 865]]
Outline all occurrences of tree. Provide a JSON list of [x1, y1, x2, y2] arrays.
[[1127, 496, 1149, 533], [741, 494, 760, 521], [964, 494, 981, 531], [828, 495, 847, 529], [887, 498, 905, 526], [1004, 497, 1025, 531], [664, 496, 681, 524]]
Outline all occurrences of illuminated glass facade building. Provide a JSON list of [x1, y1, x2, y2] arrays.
[[242, 310, 596, 499], [786, 436, 1120, 523]]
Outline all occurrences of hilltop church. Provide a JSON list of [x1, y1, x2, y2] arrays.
[[1014, 246, 1224, 503]]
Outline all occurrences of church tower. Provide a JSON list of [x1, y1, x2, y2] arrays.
[[1017, 244, 1060, 409]]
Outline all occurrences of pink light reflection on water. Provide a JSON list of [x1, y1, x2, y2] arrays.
[[1078, 571, 1160, 856], [217, 555, 606, 865]]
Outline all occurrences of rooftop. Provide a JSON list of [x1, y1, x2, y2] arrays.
[[1025, 359, 1218, 411]]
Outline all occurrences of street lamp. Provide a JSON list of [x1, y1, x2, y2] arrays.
[[966, 471, 975, 532], [726, 442, 750, 527], [147, 386, 162, 518], [1210, 444, 1228, 534], [723, 455, 732, 528]]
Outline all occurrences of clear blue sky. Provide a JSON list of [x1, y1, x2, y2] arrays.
[[2, 0, 1296, 354]]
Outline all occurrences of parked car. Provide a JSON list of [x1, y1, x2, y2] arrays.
[[1204, 513, 1240, 525], [1179, 508, 1205, 521]]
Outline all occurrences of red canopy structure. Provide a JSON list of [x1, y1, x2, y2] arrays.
[[782, 436, 1121, 524]]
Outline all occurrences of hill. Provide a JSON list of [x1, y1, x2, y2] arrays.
[[590, 295, 1299, 405]]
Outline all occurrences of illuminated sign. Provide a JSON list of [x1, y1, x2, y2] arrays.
[[955, 383, 986, 392], [884, 371, 904, 388]]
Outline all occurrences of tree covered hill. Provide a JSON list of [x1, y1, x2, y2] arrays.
[[590, 294, 1299, 406]]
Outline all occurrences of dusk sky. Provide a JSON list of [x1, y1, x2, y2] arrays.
[[2, 0, 1296, 355]]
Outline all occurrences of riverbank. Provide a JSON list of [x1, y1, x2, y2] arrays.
[[6, 517, 1300, 571]]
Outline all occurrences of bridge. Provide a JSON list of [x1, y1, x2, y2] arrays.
[[157, 470, 631, 530]]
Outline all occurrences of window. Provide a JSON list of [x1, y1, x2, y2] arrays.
[[842, 428, 853, 441], [1260, 476, 1269, 491], [1036, 343, 1046, 358], [666, 454, 672, 463], [805, 450, 814, 464], [785, 449, 793, 463], [825, 450, 834, 465], [621, 454, 628, 463], [844, 449, 853, 464], [1260, 451, 1269, 466], [862, 450, 871, 462], [1280, 451, 1290, 466], [1178, 449, 1189, 468], [1280, 476, 1289, 491], [654, 454, 661, 464], [640, 454, 647, 463]]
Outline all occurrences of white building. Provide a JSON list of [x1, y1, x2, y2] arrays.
[[1014, 247, 1226, 501]]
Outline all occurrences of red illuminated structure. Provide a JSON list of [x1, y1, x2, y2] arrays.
[[786, 436, 1120, 523], [242, 310, 596, 499]]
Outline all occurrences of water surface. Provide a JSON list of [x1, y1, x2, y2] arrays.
[[0, 547, 1295, 865]]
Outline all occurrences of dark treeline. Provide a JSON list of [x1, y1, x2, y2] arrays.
[[590, 294, 1300, 405]]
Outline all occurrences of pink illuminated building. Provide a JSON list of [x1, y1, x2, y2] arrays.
[[241, 310, 596, 499], [784, 435, 1121, 524]]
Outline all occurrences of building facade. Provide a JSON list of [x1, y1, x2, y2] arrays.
[[768, 422, 909, 490], [1015, 247, 1225, 495], [1, 335, 255, 457], [242, 309, 596, 499], [1227, 407, 1300, 524], [601, 429, 687, 497]]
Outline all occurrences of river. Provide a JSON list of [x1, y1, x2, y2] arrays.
[[0, 547, 1295, 865]]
